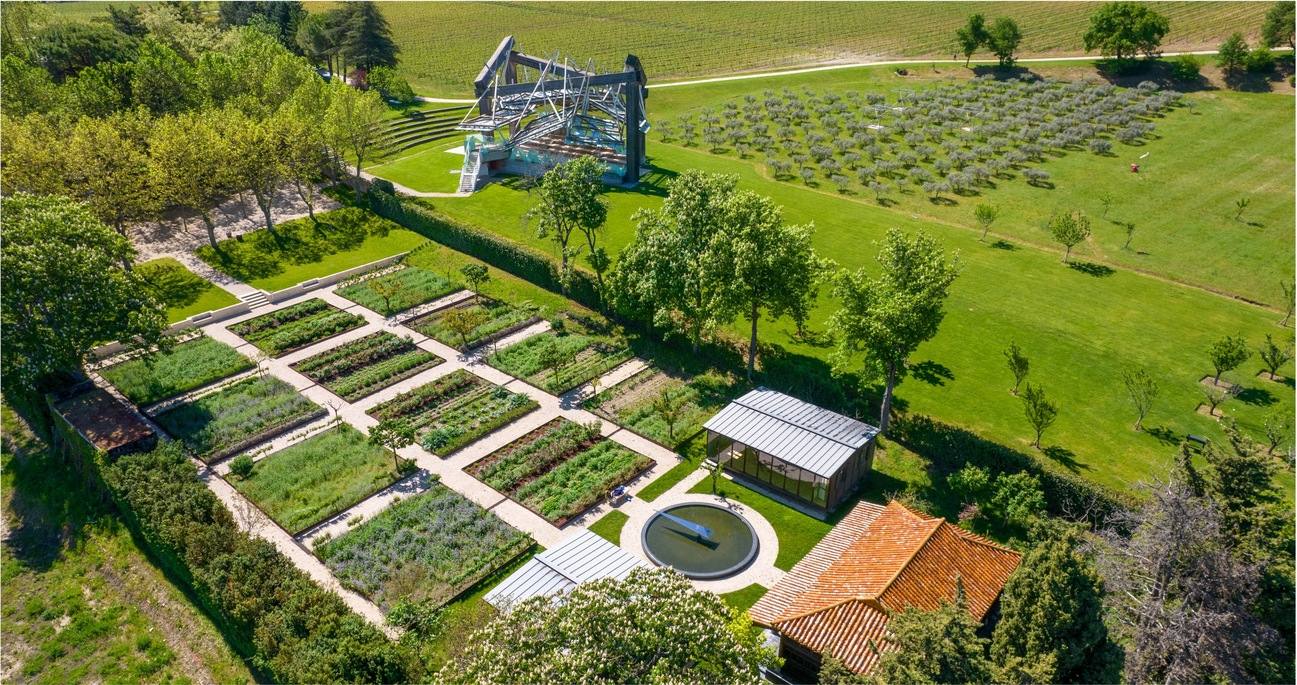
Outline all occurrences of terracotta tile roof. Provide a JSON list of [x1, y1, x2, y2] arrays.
[[749, 501, 1021, 675]]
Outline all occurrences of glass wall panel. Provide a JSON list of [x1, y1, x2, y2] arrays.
[[767, 455, 787, 490], [758, 451, 779, 485], [795, 467, 817, 500], [812, 476, 829, 507], [743, 446, 760, 477]]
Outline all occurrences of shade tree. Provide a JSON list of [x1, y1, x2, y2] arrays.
[[1020, 381, 1057, 449], [527, 155, 608, 295], [1206, 333, 1250, 384], [1049, 210, 1091, 263], [1082, 3, 1171, 63]]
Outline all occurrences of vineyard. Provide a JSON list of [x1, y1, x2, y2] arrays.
[[291, 331, 443, 402], [299, 2, 1270, 95], [367, 369, 539, 456]]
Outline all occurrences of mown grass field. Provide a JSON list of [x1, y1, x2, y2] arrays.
[[135, 258, 240, 323], [418, 77, 1294, 496], [297, 1, 1270, 96], [1, 407, 253, 684]]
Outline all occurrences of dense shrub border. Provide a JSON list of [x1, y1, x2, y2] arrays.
[[94, 443, 408, 683], [368, 191, 602, 311]]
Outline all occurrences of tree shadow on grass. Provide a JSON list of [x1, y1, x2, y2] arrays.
[[1068, 261, 1115, 278], [1041, 444, 1088, 473], [989, 239, 1017, 251], [1143, 425, 1181, 447], [910, 360, 954, 386], [136, 261, 212, 309], [1237, 386, 1277, 407], [927, 196, 958, 206]]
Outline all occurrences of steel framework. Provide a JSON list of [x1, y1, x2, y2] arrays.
[[457, 36, 648, 185]]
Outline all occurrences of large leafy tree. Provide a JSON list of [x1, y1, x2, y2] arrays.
[[987, 17, 1023, 67], [829, 229, 961, 433], [65, 112, 157, 254], [1082, 2, 1170, 62], [527, 155, 608, 294], [130, 38, 196, 115], [992, 531, 1123, 684], [30, 21, 139, 82], [340, 1, 399, 72], [1, 193, 169, 393], [710, 190, 827, 380], [149, 111, 235, 250], [612, 170, 736, 352], [1261, 1, 1295, 49], [226, 108, 294, 234], [0, 112, 67, 195], [0, 54, 61, 117], [325, 80, 389, 199], [439, 567, 778, 684], [873, 587, 994, 684], [954, 14, 989, 66]]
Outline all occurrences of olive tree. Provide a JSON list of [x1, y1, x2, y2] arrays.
[[1049, 210, 1091, 264]]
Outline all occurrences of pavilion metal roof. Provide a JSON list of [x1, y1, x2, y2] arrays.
[[702, 387, 879, 479], [484, 529, 647, 610]]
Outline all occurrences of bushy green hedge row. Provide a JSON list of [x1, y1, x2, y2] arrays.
[[367, 190, 603, 311], [890, 414, 1137, 526], [95, 442, 409, 683]]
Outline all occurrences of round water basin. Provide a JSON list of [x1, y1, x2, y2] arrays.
[[641, 503, 758, 579]]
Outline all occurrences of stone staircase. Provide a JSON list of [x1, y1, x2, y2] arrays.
[[239, 290, 271, 310]]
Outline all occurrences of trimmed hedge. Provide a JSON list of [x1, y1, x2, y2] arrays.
[[95, 443, 409, 683], [889, 414, 1137, 527], [368, 190, 602, 311]]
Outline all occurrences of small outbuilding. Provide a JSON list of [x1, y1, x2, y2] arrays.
[[484, 529, 647, 611], [703, 388, 879, 515]]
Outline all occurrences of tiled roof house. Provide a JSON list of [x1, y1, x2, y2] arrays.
[[749, 501, 1021, 682]]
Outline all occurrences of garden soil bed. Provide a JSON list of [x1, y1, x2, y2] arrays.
[[195, 408, 327, 465]]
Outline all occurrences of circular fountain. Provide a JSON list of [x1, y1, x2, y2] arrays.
[[641, 503, 759, 579]]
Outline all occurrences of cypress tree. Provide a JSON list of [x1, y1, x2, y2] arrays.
[[341, 1, 399, 72]]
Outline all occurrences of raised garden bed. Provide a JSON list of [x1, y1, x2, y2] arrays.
[[335, 265, 461, 316], [291, 331, 443, 402], [152, 375, 325, 463], [583, 367, 743, 448], [229, 298, 367, 357], [316, 482, 532, 611], [232, 424, 405, 534], [368, 369, 537, 456], [467, 418, 654, 526], [99, 334, 253, 406], [406, 296, 542, 350], [486, 319, 633, 395]]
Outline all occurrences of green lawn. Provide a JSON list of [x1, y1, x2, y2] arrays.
[[428, 126, 1295, 496], [638, 434, 706, 502], [196, 207, 427, 291], [720, 584, 769, 613], [689, 476, 832, 572], [367, 142, 467, 194], [135, 258, 239, 323], [232, 425, 403, 534], [98, 335, 253, 406], [586, 509, 629, 545]]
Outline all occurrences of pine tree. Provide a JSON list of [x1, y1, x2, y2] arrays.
[[341, 1, 399, 72], [874, 584, 993, 684]]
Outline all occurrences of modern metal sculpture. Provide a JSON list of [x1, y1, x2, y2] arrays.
[[455, 36, 648, 190], [655, 509, 715, 540]]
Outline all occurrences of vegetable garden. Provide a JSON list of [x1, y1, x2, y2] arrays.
[[467, 418, 654, 525], [291, 331, 443, 402], [316, 483, 532, 611], [99, 334, 253, 406], [486, 317, 633, 394], [335, 265, 461, 316], [229, 298, 367, 357], [584, 367, 744, 448], [152, 376, 325, 463], [232, 425, 406, 535], [368, 369, 538, 456], [407, 296, 543, 351]]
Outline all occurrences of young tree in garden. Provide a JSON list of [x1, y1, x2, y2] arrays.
[[987, 17, 1023, 67], [1049, 210, 1090, 264], [325, 81, 388, 199], [973, 203, 999, 241], [149, 112, 237, 251], [1122, 367, 1159, 431], [65, 113, 157, 264], [367, 418, 414, 472], [611, 171, 736, 353], [992, 530, 1122, 685], [1099, 190, 1114, 218], [1020, 382, 1057, 449], [1207, 333, 1250, 383], [1200, 382, 1239, 416], [438, 567, 778, 684], [1234, 196, 1250, 220], [460, 264, 490, 302], [1121, 221, 1136, 251], [340, 1, 399, 72], [1004, 341, 1029, 395], [441, 307, 487, 351], [711, 190, 827, 381], [365, 274, 406, 314], [873, 588, 994, 685], [830, 229, 961, 433], [528, 155, 608, 294], [1216, 34, 1250, 79], [0, 193, 170, 394], [1082, 2, 1170, 63], [1280, 279, 1294, 326], [650, 387, 688, 445], [1264, 409, 1291, 455], [955, 14, 989, 66], [1093, 469, 1278, 685], [1261, 1, 1295, 49], [1257, 333, 1293, 380]]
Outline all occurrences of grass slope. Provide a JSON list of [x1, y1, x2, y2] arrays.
[[135, 258, 239, 323], [99, 335, 253, 406], [1, 406, 253, 684], [428, 121, 1294, 495], [196, 207, 426, 292], [233, 425, 402, 534]]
